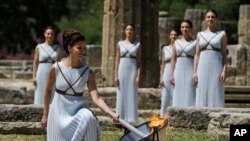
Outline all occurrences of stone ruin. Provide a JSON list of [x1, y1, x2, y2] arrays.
[[0, 2, 250, 140]]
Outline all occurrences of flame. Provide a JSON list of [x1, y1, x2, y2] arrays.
[[149, 112, 169, 134]]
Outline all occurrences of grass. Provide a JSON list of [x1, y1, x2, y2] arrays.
[[0, 130, 218, 141]]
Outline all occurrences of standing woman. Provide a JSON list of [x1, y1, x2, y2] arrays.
[[159, 29, 178, 117], [33, 26, 61, 105], [114, 24, 142, 122], [41, 29, 119, 140], [193, 9, 227, 107], [170, 20, 196, 107]]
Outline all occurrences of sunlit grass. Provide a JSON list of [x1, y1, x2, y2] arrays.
[[0, 130, 218, 141]]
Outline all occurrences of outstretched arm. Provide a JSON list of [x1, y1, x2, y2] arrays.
[[41, 64, 56, 129], [87, 70, 119, 122]]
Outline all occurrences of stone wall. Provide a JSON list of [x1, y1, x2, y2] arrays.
[[168, 107, 250, 141]]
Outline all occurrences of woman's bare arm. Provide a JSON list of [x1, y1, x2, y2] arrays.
[[87, 70, 119, 121]]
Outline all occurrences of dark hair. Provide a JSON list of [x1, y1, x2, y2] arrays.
[[125, 24, 135, 30], [63, 29, 86, 55], [181, 19, 193, 29], [169, 29, 178, 35], [44, 26, 55, 33], [204, 9, 218, 18]]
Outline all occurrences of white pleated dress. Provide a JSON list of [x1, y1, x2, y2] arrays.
[[160, 46, 173, 117], [47, 62, 100, 141], [196, 31, 225, 107], [116, 41, 140, 122], [34, 43, 60, 105], [173, 39, 196, 107]]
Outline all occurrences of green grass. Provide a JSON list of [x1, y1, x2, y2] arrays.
[[0, 130, 217, 141]]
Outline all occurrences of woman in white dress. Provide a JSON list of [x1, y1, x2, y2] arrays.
[[32, 26, 62, 105], [193, 9, 227, 107], [170, 20, 196, 107], [114, 24, 142, 122], [159, 29, 178, 117], [41, 29, 119, 141]]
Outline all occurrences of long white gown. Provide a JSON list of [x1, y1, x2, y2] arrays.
[[116, 40, 140, 122], [172, 39, 196, 107], [47, 62, 100, 141], [34, 43, 60, 105], [160, 45, 173, 117], [196, 31, 225, 107]]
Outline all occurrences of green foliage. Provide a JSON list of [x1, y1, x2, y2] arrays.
[[0, 0, 68, 57], [170, 1, 191, 18], [56, 0, 103, 44]]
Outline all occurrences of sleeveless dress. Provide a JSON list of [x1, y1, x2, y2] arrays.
[[34, 43, 60, 105], [47, 62, 100, 141], [172, 39, 196, 107], [196, 31, 225, 107], [116, 41, 140, 122], [160, 46, 173, 117]]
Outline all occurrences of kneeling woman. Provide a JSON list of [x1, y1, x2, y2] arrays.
[[41, 29, 119, 141]]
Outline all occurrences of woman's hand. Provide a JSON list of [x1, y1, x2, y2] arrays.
[[114, 77, 119, 86], [41, 114, 48, 129], [169, 74, 175, 85], [112, 113, 119, 123], [220, 71, 226, 84], [107, 111, 119, 123], [160, 80, 164, 87], [33, 77, 37, 86], [135, 77, 140, 87], [192, 73, 198, 85]]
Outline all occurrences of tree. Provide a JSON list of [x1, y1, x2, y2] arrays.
[[0, 0, 68, 58]]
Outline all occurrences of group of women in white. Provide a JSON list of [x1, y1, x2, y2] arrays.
[[160, 9, 228, 117], [32, 8, 227, 140]]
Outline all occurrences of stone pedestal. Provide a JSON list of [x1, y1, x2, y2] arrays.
[[102, 0, 160, 87]]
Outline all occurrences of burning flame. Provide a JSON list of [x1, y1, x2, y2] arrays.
[[149, 112, 169, 133]]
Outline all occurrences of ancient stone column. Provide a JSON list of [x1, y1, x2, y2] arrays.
[[238, 5, 250, 85], [102, 0, 160, 87], [184, 9, 204, 38], [238, 5, 250, 45], [158, 11, 181, 61]]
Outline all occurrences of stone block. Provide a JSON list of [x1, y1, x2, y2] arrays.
[[227, 45, 238, 66], [13, 71, 32, 79], [239, 5, 250, 20], [235, 76, 247, 86], [0, 86, 27, 104], [0, 104, 43, 122], [87, 45, 102, 67], [238, 20, 250, 36], [235, 45, 247, 75], [225, 76, 235, 85], [0, 71, 7, 79]]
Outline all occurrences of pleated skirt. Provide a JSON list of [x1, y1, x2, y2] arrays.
[[47, 94, 100, 141], [116, 58, 138, 122], [173, 57, 195, 107], [196, 50, 224, 107], [160, 63, 173, 117]]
